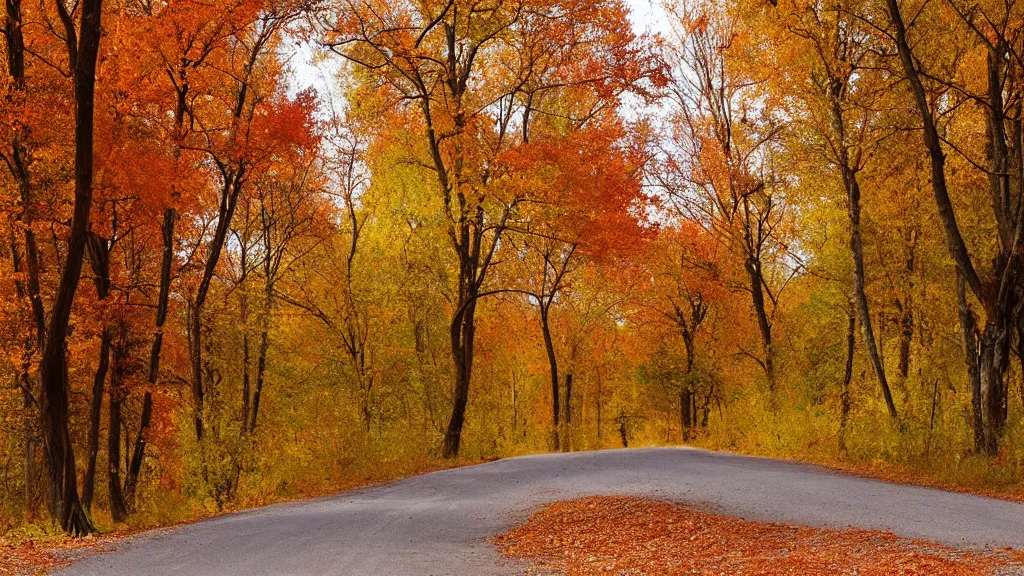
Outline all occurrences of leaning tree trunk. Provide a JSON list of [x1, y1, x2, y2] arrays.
[[122, 209, 175, 511], [37, 0, 104, 534], [540, 306, 560, 451], [189, 173, 244, 442], [843, 165, 899, 420]]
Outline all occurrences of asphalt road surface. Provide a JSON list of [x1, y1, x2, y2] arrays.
[[58, 447, 1024, 575]]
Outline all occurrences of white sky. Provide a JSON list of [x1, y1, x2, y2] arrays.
[[625, 0, 670, 36]]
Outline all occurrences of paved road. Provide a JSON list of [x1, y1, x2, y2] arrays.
[[59, 447, 1024, 575]]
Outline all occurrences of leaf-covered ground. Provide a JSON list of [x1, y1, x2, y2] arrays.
[[494, 496, 1024, 575], [0, 534, 121, 576]]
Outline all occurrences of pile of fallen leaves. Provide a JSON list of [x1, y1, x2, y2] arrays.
[[0, 535, 119, 576], [494, 496, 1024, 575]]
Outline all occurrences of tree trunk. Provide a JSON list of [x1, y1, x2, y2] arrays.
[[563, 371, 573, 452], [897, 302, 913, 379], [81, 327, 109, 512], [957, 274, 985, 454], [977, 322, 1010, 456], [443, 286, 477, 458], [596, 366, 602, 443], [839, 309, 856, 452], [745, 256, 775, 391], [6, 3, 45, 519], [107, 396, 127, 522], [122, 391, 152, 511], [20, 371, 39, 520], [189, 174, 244, 442], [844, 166, 899, 420], [148, 208, 175, 383], [37, 0, 104, 534], [618, 411, 628, 448], [82, 233, 111, 512], [251, 324, 269, 434], [540, 306, 560, 451], [241, 295, 251, 430]]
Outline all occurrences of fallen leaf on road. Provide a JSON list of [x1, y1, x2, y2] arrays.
[[494, 496, 1024, 575]]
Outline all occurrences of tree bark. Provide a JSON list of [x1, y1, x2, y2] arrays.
[[563, 371, 573, 452], [251, 324, 269, 434], [147, 209, 175, 383], [122, 391, 152, 510], [37, 0, 104, 534], [107, 396, 127, 522], [839, 309, 856, 452], [957, 274, 985, 453], [540, 306, 560, 451], [81, 327, 109, 512], [745, 255, 775, 391], [843, 166, 898, 420], [443, 292, 477, 458], [82, 233, 111, 512], [189, 172, 245, 442]]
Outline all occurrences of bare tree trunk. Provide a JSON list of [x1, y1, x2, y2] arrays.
[[107, 396, 127, 522], [844, 166, 898, 420], [957, 275, 985, 453], [745, 256, 775, 391], [82, 233, 111, 512], [107, 316, 130, 522], [122, 391, 151, 510], [839, 309, 856, 452], [563, 371, 573, 452], [443, 294, 476, 458], [251, 323, 269, 434], [240, 295, 251, 430], [37, 0, 104, 534], [540, 306, 560, 451], [81, 327, 109, 511], [147, 209, 175, 382], [897, 301, 913, 379]]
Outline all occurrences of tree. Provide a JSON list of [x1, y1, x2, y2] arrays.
[[35, 0, 104, 535], [763, 0, 899, 419], [884, 0, 1024, 454], [326, 0, 662, 457], [660, 0, 796, 394]]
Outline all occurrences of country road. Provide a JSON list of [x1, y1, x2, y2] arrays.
[[57, 447, 1024, 575]]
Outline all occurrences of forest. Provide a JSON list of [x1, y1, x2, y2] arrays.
[[1, 0, 1023, 537]]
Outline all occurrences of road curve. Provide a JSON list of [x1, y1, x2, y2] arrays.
[[58, 447, 1024, 575]]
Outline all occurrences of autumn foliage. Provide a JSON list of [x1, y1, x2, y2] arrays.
[[1, 0, 1024, 565]]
